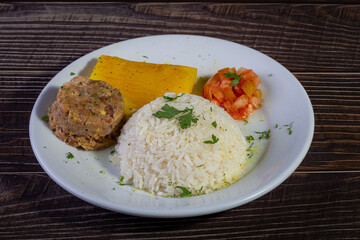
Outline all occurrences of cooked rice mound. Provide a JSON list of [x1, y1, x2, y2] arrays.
[[112, 93, 248, 197]]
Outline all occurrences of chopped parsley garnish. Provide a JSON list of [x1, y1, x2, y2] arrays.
[[246, 135, 255, 142], [175, 186, 192, 197], [255, 129, 271, 140], [204, 134, 219, 144], [153, 104, 198, 129], [142, 56, 148, 59], [163, 94, 183, 102], [246, 142, 254, 152], [199, 186, 203, 193], [197, 164, 204, 168], [70, 72, 76, 76], [168, 181, 172, 186], [117, 176, 132, 186], [284, 121, 294, 135], [110, 150, 115, 154], [178, 109, 198, 129], [246, 143, 254, 158], [243, 120, 248, 124], [212, 121, 217, 128], [41, 115, 49, 121], [275, 124, 278, 128], [66, 152, 74, 159], [224, 72, 243, 87], [210, 107, 213, 112], [153, 104, 183, 119]]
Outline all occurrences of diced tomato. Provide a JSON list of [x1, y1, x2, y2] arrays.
[[219, 79, 232, 89], [202, 67, 263, 121], [241, 69, 254, 80], [236, 67, 247, 75], [203, 83, 212, 100], [222, 87, 237, 101], [218, 67, 236, 82], [234, 95, 249, 109], [211, 88, 224, 103], [231, 112, 245, 121], [233, 83, 244, 96], [250, 96, 263, 109], [232, 104, 254, 120], [247, 104, 254, 115], [252, 76, 261, 89], [240, 80, 256, 97], [223, 101, 237, 114], [242, 69, 261, 88], [207, 73, 221, 85], [218, 68, 231, 82], [253, 89, 262, 98]]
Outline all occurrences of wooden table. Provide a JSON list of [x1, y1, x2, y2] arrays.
[[1, 2, 359, 239]]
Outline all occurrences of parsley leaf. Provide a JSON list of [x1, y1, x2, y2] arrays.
[[176, 186, 192, 197], [66, 152, 74, 159], [153, 104, 183, 119], [246, 135, 254, 142], [204, 134, 219, 144], [178, 109, 198, 129], [117, 176, 132, 186], [163, 94, 183, 102], [284, 121, 294, 135], [246, 142, 254, 158], [70, 72, 76, 76], [255, 129, 271, 140], [212, 121, 217, 128], [224, 72, 243, 87], [41, 115, 49, 121], [153, 103, 198, 129], [110, 150, 115, 154]]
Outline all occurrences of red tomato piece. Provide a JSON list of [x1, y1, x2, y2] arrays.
[[211, 88, 225, 103], [234, 95, 249, 109]]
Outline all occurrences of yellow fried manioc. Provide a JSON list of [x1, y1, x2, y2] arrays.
[[90, 55, 197, 116]]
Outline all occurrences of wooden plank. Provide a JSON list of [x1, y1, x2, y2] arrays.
[[0, 172, 358, 238], [0, 3, 359, 72]]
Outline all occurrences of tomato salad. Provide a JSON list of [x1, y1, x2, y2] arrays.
[[203, 67, 263, 120]]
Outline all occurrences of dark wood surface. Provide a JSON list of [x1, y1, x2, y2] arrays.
[[1, 1, 359, 239]]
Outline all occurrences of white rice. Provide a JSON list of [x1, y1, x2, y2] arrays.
[[111, 93, 248, 197]]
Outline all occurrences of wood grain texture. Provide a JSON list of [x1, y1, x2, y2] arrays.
[[0, 2, 359, 239], [0, 172, 359, 239], [0, 2, 359, 72]]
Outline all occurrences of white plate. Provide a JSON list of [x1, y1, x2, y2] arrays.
[[29, 35, 314, 218]]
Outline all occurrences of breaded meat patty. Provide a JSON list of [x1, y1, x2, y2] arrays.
[[48, 76, 125, 150]]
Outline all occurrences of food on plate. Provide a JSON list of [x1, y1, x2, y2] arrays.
[[111, 93, 248, 197], [90, 55, 197, 116], [48, 76, 125, 150], [203, 67, 263, 120]]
